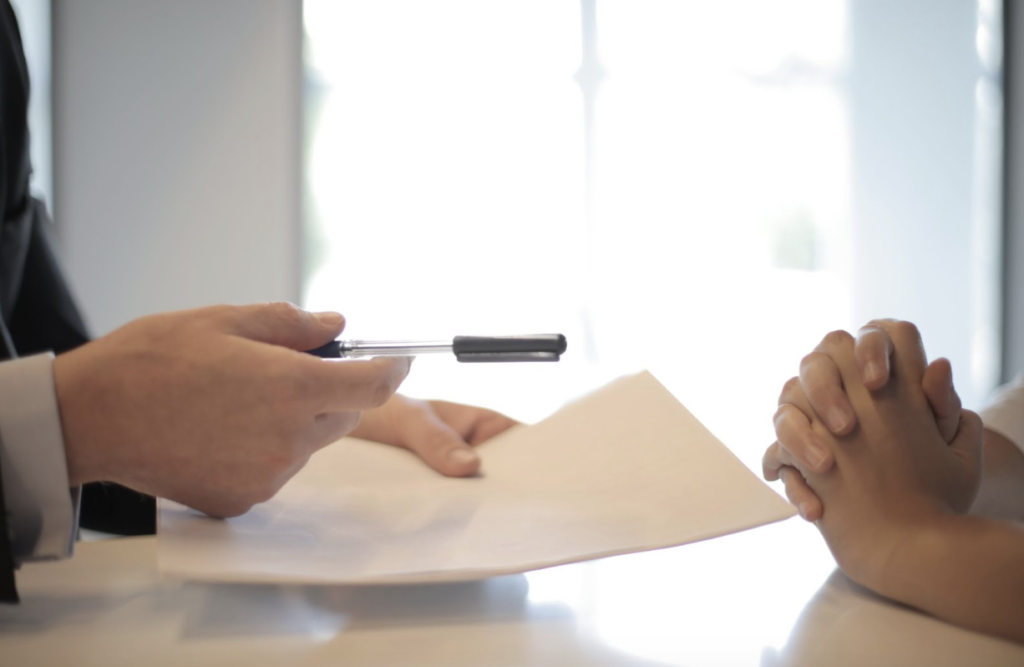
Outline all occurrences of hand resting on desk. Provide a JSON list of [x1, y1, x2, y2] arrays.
[[763, 321, 1024, 644]]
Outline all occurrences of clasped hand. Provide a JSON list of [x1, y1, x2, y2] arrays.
[[761, 320, 982, 585]]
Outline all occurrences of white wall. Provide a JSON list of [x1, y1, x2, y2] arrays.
[[848, 0, 1000, 406], [8, 0, 51, 209], [52, 0, 302, 335]]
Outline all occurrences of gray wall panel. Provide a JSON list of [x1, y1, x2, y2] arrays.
[[52, 0, 302, 335]]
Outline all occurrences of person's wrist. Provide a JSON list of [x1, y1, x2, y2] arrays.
[[866, 506, 957, 599], [53, 349, 108, 485]]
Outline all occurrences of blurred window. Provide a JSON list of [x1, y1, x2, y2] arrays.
[[303, 0, 1000, 471]]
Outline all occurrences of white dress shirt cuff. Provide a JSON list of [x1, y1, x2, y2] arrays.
[[0, 353, 78, 564], [979, 373, 1024, 457]]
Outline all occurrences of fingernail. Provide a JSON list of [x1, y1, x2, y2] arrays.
[[448, 448, 479, 466], [863, 361, 884, 386], [806, 440, 829, 470], [315, 311, 344, 327], [827, 406, 850, 433]]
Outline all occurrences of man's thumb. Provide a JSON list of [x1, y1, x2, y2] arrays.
[[227, 302, 345, 350]]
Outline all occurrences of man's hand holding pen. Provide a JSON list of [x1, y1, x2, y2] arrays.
[[52, 303, 518, 518]]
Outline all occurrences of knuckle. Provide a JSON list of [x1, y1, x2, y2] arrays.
[[798, 351, 828, 375], [866, 317, 899, 333], [316, 411, 362, 447], [855, 323, 880, 337], [367, 373, 401, 407], [775, 442, 799, 468], [855, 326, 889, 353], [269, 301, 306, 328], [778, 376, 801, 404], [782, 376, 801, 394], [821, 329, 854, 350], [772, 420, 801, 456], [892, 320, 921, 342], [201, 304, 232, 322], [962, 408, 982, 431]]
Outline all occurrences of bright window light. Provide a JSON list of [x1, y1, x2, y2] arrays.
[[303, 1, 999, 478]]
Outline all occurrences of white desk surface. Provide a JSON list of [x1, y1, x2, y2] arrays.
[[2, 520, 1022, 667]]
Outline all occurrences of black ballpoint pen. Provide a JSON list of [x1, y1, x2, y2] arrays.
[[306, 334, 567, 362]]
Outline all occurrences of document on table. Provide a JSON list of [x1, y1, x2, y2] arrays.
[[157, 371, 797, 584]]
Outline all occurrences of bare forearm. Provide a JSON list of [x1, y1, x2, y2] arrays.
[[875, 515, 1024, 643], [971, 428, 1024, 521]]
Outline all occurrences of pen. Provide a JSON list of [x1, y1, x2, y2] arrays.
[[306, 334, 567, 362]]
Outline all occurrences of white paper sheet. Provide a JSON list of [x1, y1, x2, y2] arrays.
[[157, 371, 796, 584]]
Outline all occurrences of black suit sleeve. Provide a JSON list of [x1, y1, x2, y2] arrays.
[[0, 196, 154, 607], [6, 200, 156, 537], [0, 0, 155, 601], [0, 453, 18, 603], [6, 198, 89, 356]]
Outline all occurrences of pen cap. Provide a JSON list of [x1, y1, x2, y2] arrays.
[[453, 334, 567, 362]]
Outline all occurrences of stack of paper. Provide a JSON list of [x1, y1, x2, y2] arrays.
[[157, 371, 795, 584]]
